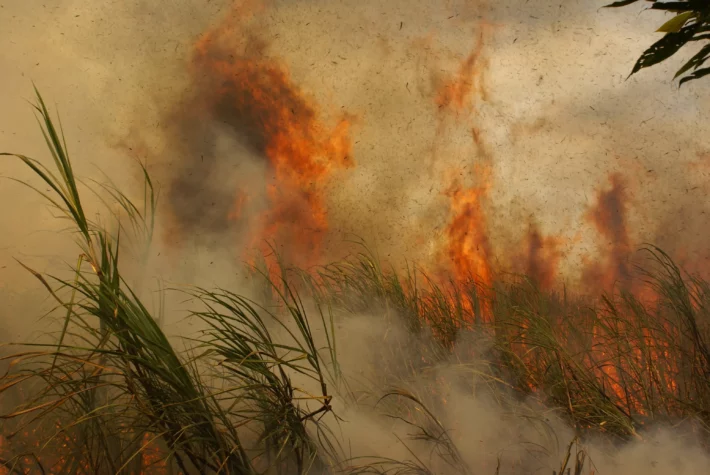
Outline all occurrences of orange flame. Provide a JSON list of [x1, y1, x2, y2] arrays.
[[444, 168, 493, 287], [435, 30, 493, 294], [141, 432, 168, 473], [180, 3, 354, 267], [435, 31, 488, 113]]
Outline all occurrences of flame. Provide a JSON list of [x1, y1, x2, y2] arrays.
[[589, 323, 628, 405], [174, 2, 355, 267], [582, 173, 633, 292], [141, 432, 168, 473], [443, 167, 493, 288], [432, 25, 494, 294], [519, 223, 562, 291], [435, 31, 488, 114]]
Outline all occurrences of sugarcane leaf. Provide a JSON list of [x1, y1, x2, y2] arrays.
[[679, 65, 710, 86], [674, 43, 710, 78], [657, 11, 695, 33], [629, 24, 699, 77], [651, 2, 708, 13], [604, 0, 641, 7]]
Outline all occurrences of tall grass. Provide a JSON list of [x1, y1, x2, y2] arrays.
[[1, 91, 709, 474], [0, 91, 338, 475]]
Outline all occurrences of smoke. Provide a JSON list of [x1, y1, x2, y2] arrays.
[[273, 303, 710, 475], [516, 222, 563, 290], [582, 173, 633, 292], [163, 5, 354, 266], [7, 0, 707, 288], [3, 0, 710, 471]]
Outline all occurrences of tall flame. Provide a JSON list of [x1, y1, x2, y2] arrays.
[[174, 2, 354, 266], [444, 167, 493, 286], [434, 30, 493, 291]]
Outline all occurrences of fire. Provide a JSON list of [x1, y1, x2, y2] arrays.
[[589, 322, 628, 405], [432, 25, 495, 295], [170, 2, 355, 267], [444, 167, 493, 288], [140, 432, 168, 473], [519, 223, 563, 291], [435, 31, 488, 113], [582, 173, 633, 292], [6, 1, 710, 472]]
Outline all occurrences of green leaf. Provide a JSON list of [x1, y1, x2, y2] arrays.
[[629, 24, 699, 77], [657, 11, 695, 33]]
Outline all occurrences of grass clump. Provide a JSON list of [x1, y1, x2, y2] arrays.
[[0, 90, 337, 475]]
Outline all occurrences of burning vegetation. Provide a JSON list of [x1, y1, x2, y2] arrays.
[[165, 3, 354, 267], [3, 2, 710, 475], [582, 173, 633, 293], [2, 90, 710, 474]]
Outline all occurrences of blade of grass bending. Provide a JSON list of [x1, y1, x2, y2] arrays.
[[31, 86, 87, 230]]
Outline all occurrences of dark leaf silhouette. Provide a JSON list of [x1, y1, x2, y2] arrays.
[[606, 0, 710, 84], [650, 2, 709, 12], [629, 24, 699, 77], [604, 0, 641, 7], [679, 65, 710, 86], [674, 42, 710, 78]]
